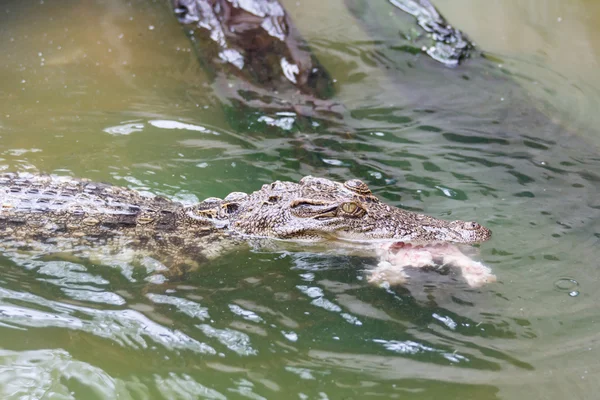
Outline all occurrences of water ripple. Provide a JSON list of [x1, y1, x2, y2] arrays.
[[0, 287, 215, 354], [147, 293, 210, 321], [197, 325, 257, 356]]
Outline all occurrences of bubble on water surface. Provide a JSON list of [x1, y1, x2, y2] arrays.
[[554, 278, 580, 297], [103, 123, 144, 136]]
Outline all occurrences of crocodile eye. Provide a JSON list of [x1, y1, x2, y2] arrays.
[[341, 202, 367, 218], [340, 202, 367, 218], [463, 221, 481, 230], [341, 202, 357, 213]]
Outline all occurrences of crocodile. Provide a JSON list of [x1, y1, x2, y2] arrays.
[[0, 173, 494, 286]]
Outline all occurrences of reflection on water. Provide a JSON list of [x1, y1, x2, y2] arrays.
[[0, 0, 599, 398]]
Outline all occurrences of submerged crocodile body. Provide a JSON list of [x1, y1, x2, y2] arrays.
[[0, 173, 493, 286]]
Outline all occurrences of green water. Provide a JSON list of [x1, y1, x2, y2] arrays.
[[1, 0, 600, 398]]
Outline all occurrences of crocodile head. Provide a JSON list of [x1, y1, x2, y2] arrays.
[[190, 176, 491, 245]]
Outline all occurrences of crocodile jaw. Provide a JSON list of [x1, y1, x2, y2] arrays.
[[330, 220, 492, 246]]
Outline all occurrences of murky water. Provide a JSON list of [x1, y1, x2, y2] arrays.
[[1, 0, 599, 398]]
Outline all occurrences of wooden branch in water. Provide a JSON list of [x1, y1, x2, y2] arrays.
[[172, 0, 334, 99], [387, 0, 475, 66]]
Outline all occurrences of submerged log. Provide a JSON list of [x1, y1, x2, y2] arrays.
[[172, 0, 334, 100], [348, 0, 475, 67], [388, 0, 474, 66]]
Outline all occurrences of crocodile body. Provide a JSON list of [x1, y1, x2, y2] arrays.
[[0, 174, 236, 270], [0, 173, 493, 285]]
